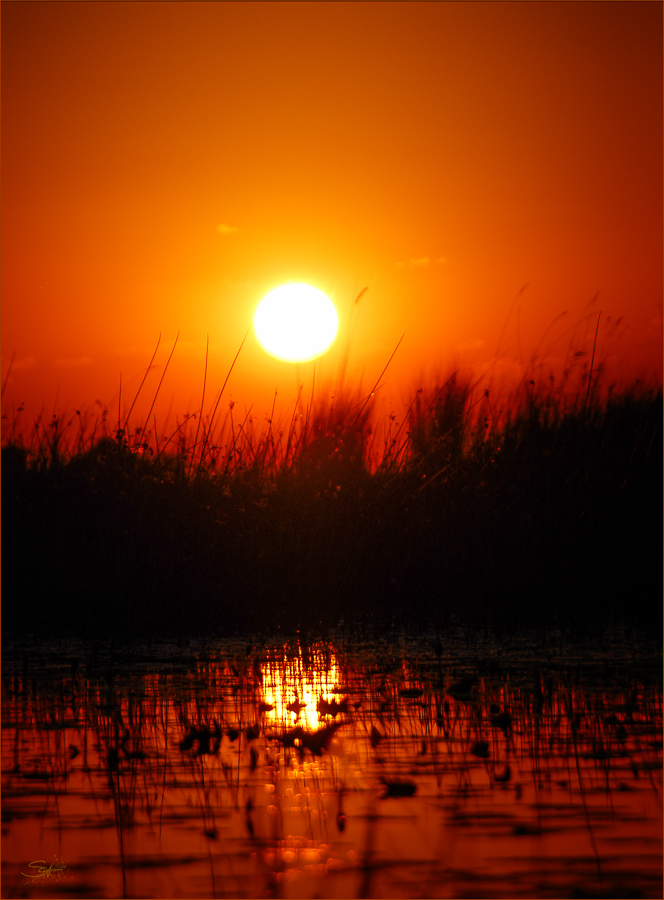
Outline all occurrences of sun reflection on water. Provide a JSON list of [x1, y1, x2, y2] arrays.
[[259, 642, 341, 732]]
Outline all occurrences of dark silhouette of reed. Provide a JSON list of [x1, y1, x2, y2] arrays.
[[2, 327, 661, 639]]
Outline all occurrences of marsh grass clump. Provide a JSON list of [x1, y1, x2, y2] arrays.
[[407, 373, 471, 477], [293, 388, 373, 488], [2, 356, 661, 638]]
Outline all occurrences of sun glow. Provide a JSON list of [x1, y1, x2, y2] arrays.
[[254, 283, 339, 363]]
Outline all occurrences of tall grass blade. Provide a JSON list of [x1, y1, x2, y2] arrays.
[[143, 332, 179, 451], [123, 334, 161, 435], [350, 333, 404, 432], [190, 335, 209, 479], [584, 312, 601, 414], [203, 330, 249, 466], [1, 351, 16, 398]]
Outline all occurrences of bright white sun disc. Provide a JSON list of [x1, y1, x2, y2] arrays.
[[254, 283, 339, 363]]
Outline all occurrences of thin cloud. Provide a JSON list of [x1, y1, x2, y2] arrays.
[[114, 345, 141, 356], [55, 356, 93, 368], [396, 256, 429, 269], [457, 338, 487, 354], [5, 354, 37, 371], [396, 256, 448, 269], [1, 354, 36, 395], [217, 222, 239, 236]]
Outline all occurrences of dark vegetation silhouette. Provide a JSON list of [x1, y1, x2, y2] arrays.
[[2, 332, 661, 639]]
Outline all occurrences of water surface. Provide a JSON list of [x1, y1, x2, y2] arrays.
[[2, 632, 661, 898]]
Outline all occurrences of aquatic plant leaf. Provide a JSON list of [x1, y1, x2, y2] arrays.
[[470, 740, 490, 759], [380, 777, 417, 798]]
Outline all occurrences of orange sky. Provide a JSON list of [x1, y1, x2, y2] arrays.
[[2, 1, 662, 436]]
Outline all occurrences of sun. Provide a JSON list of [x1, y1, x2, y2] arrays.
[[254, 283, 339, 363]]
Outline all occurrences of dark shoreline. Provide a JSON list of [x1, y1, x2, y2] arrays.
[[3, 386, 661, 639]]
